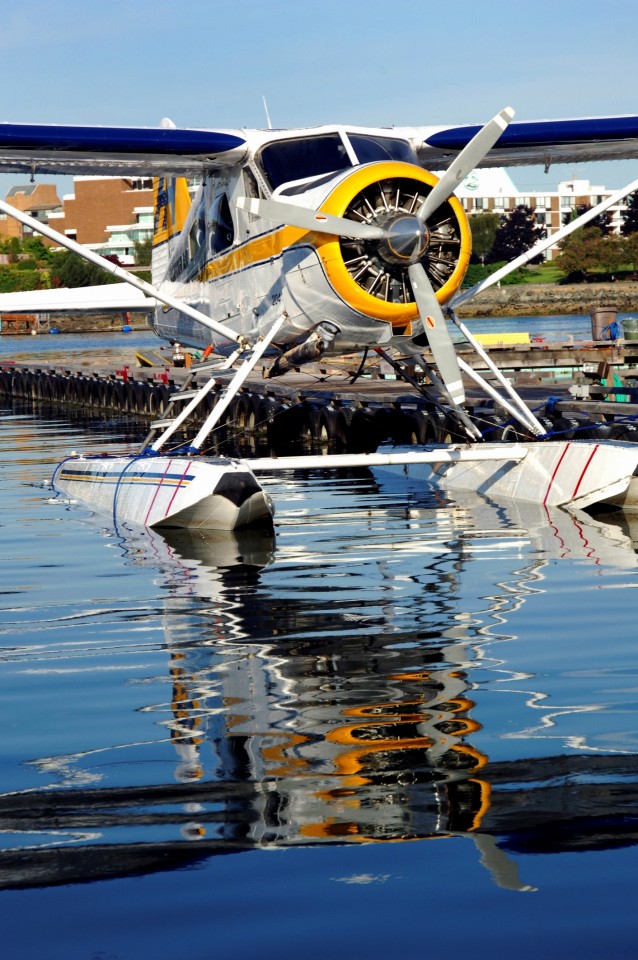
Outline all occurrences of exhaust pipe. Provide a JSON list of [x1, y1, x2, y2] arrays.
[[268, 322, 340, 378]]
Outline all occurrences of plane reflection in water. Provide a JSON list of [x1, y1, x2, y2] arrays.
[[3, 482, 638, 892]]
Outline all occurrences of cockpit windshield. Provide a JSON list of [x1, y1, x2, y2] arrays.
[[258, 131, 417, 192], [347, 133, 416, 164], [259, 134, 351, 190]]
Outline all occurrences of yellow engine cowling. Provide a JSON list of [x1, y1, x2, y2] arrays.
[[313, 161, 472, 332]]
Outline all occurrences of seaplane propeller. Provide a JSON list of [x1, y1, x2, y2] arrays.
[[238, 107, 515, 406]]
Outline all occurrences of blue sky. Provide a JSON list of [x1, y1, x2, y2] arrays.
[[2, 0, 638, 197]]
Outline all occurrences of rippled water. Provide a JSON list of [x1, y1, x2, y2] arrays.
[[2, 332, 638, 959]]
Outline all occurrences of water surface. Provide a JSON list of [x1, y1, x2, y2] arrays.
[[1, 332, 638, 959]]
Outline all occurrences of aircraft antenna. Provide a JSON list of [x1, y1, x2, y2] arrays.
[[262, 96, 273, 130]]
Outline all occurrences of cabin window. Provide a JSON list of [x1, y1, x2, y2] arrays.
[[259, 134, 350, 190], [346, 133, 416, 165], [209, 194, 234, 255], [188, 201, 206, 260]]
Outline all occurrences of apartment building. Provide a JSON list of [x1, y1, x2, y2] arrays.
[[456, 168, 628, 258]]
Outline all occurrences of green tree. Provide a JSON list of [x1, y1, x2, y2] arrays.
[[590, 235, 625, 275], [621, 191, 638, 236], [0, 266, 41, 292], [22, 236, 54, 265], [622, 233, 638, 272], [133, 237, 152, 266], [6, 237, 21, 263], [49, 250, 119, 288], [562, 203, 613, 236], [489, 205, 545, 263], [556, 227, 625, 280], [469, 212, 500, 264]]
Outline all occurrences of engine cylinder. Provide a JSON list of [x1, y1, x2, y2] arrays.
[[314, 161, 471, 331]]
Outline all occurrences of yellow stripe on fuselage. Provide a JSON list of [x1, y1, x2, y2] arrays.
[[199, 224, 309, 282]]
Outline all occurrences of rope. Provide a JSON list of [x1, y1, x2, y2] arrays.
[[50, 454, 77, 488], [112, 453, 148, 529], [601, 320, 622, 341], [542, 396, 562, 415]]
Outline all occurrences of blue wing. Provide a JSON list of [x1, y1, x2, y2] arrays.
[[419, 115, 638, 167], [0, 114, 637, 178], [0, 123, 247, 176]]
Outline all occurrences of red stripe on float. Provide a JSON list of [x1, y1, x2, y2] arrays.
[[163, 460, 192, 518], [144, 458, 173, 525], [543, 443, 570, 505], [571, 444, 599, 499]]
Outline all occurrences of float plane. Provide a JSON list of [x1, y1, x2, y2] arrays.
[[2, 109, 638, 528]]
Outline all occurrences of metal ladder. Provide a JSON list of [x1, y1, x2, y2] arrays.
[[139, 357, 226, 453], [139, 315, 285, 455]]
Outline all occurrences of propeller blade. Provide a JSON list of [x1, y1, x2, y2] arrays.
[[408, 262, 465, 405], [236, 196, 388, 240], [417, 106, 515, 224]]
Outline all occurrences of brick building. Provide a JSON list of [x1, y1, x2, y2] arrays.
[[46, 176, 154, 264], [0, 183, 61, 240]]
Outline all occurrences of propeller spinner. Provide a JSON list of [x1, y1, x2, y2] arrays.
[[237, 107, 515, 406]]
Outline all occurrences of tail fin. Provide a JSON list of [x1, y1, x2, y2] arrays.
[[151, 176, 192, 285]]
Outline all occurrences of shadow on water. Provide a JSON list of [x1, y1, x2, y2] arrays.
[[2, 486, 638, 894]]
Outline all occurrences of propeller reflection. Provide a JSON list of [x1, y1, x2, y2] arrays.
[[2, 492, 637, 891]]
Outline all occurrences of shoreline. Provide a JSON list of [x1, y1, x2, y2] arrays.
[[0, 282, 636, 335], [455, 280, 638, 318]]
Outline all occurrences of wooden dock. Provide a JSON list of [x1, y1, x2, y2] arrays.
[[3, 338, 638, 453]]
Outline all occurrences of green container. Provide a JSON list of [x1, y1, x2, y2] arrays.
[[623, 317, 638, 340]]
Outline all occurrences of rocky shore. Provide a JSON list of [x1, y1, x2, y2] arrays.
[[2, 283, 637, 335], [455, 280, 638, 318]]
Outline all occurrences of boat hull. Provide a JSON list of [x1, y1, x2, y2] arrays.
[[53, 455, 273, 530]]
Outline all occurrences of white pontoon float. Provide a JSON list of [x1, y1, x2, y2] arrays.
[[53, 432, 638, 532]]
